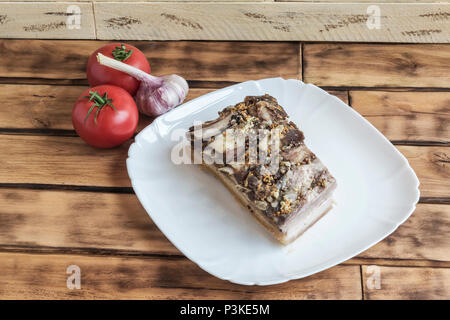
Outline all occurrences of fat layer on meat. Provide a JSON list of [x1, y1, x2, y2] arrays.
[[188, 94, 337, 243]]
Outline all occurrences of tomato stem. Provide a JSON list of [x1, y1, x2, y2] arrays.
[[112, 44, 133, 62], [83, 91, 117, 124]]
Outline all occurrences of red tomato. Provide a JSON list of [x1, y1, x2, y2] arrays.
[[87, 43, 150, 96], [72, 85, 139, 148]]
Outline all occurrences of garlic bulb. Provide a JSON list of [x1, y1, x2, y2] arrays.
[[96, 53, 189, 117]]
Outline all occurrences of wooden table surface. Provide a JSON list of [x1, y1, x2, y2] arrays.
[[0, 40, 449, 299]]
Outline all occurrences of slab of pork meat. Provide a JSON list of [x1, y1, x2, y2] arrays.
[[188, 94, 337, 244]]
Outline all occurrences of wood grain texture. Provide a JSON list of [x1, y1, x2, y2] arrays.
[[0, 84, 212, 132], [0, 252, 362, 299], [92, 0, 274, 1], [350, 91, 450, 143], [0, 85, 346, 132], [93, 0, 273, 1], [0, 36, 447, 299], [0, 137, 446, 195], [279, 0, 443, 2], [0, 188, 177, 255], [304, 44, 450, 87], [350, 258, 450, 268], [0, 2, 95, 39], [359, 204, 450, 262], [362, 265, 450, 299], [94, 3, 450, 42], [0, 188, 448, 264], [0, 0, 440, 2], [0, 0, 272, 1], [328, 90, 348, 104], [0, 135, 132, 187], [397, 146, 449, 198], [0, 40, 300, 81]]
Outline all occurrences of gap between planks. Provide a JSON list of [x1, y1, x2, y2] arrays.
[[0, 183, 448, 205], [0, 243, 449, 269], [1, 81, 449, 92], [0, 83, 448, 145], [0, 141, 447, 195], [0, 130, 447, 147], [2, 41, 449, 89], [0, 188, 448, 267]]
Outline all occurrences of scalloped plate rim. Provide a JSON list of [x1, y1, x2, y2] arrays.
[[127, 77, 420, 285]]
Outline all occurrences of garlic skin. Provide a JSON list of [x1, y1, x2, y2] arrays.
[[136, 74, 189, 116], [96, 53, 189, 117]]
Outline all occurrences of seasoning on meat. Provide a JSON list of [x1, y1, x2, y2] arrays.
[[188, 94, 337, 244]]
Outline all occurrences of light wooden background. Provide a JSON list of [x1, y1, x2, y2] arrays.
[[0, 1, 449, 300], [0, 1, 449, 42]]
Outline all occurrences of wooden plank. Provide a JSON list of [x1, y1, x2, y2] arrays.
[[0, 0, 439, 2], [362, 265, 450, 299], [0, 252, 362, 299], [92, 0, 273, 1], [0, 134, 132, 187], [304, 44, 450, 87], [0, 188, 448, 264], [327, 90, 348, 104], [350, 91, 450, 143], [358, 203, 450, 262], [0, 188, 177, 255], [397, 146, 449, 198], [128, 0, 276, 1], [0, 85, 345, 132], [0, 136, 446, 195], [350, 258, 450, 268], [0, 2, 95, 39], [0, 84, 212, 133], [0, 40, 300, 81], [0, 0, 440, 2], [279, 0, 442, 2], [0, 84, 88, 131], [94, 3, 450, 42]]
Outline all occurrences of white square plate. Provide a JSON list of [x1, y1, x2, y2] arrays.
[[127, 78, 420, 285]]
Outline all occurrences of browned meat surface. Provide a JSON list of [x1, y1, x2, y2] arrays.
[[188, 94, 336, 243]]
